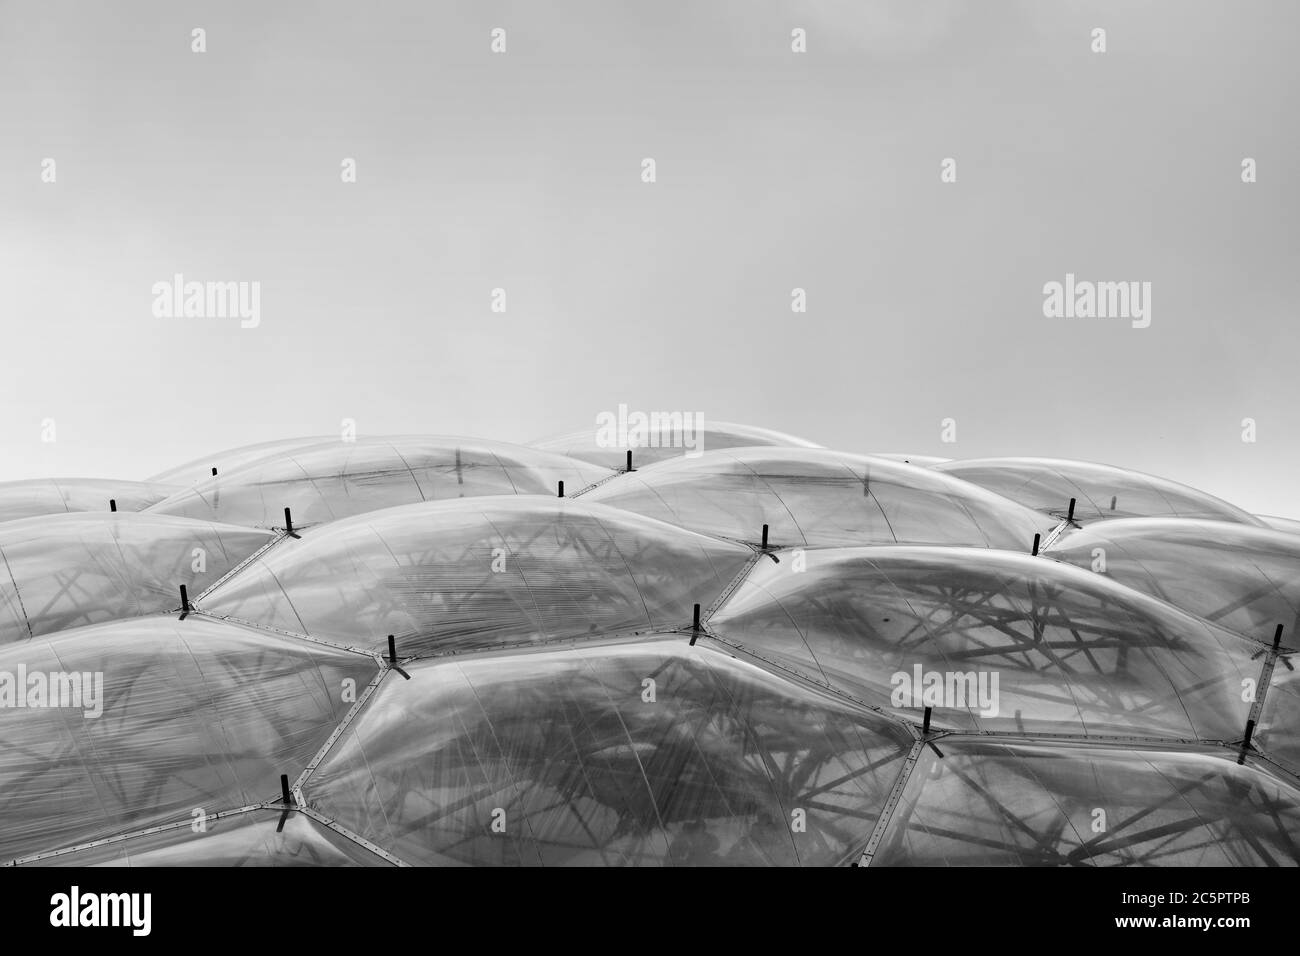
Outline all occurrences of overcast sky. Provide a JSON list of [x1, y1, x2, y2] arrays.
[[2, 0, 1296, 515]]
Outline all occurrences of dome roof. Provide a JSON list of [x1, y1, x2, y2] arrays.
[[868, 738, 1300, 866], [3, 428, 1296, 867], [303, 637, 915, 866], [146, 436, 334, 485], [19, 808, 388, 867], [0, 478, 179, 524], [1044, 517, 1300, 642], [531, 420, 821, 469], [1257, 665, 1300, 775], [583, 447, 1054, 549], [0, 615, 376, 864], [146, 436, 608, 530], [869, 454, 951, 466], [933, 457, 1263, 525], [707, 546, 1267, 741], [199, 497, 752, 658], [0, 513, 274, 642], [1258, 514, 1300, 535]]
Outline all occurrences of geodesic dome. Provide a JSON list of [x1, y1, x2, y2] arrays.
[[582, 447, 1055, 549], [868, 739, 1300, 866], [146, 436, 335, 485], [707, 546, 1260, 740], [305, 639, 915, 866], [933, 457, 1264, 525], [199, 497, 753, 657], [530, 419, 822, 469], [0, 513, 274, 641], [1044, 518, 1300, 642], [0, 615, 375, 864], [2, 425, 1297, 867], [146, 436, 609, 530], [0, 477, 179, 523]]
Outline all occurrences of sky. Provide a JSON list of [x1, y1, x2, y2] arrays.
[[1, 0, 1297, 515]]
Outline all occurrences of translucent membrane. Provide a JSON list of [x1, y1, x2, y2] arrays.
[[306, 638, 915, 866], [1045, 517, 1300, 643], [201, 497, 752, 657], [709, 547, 1260, 739], [1257, 514, 1300, 535], [1257, 664, 1300, 774], [147, 436, 609, 530], [868, 454, 951, 466], [0, 513, 275, 642], [146, 436, 334, 485], [585, 447, 1054, 549], [934, 457, 1262, 525], [871, 738, 1300, 866], [19, 809, 384, 867], [0, 478, 179, 524], [531, 420, 821, 469], [0, 616, 376, 863], [5, 432, 1297, 868]]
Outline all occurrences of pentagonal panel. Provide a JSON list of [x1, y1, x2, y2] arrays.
[[0, 616, 376, 862], [306, 638, 915, 866], [1045, 517, 1300, 642], [201, 497, 751, 657], [870, 738, 1300, 866], [709, 547, 1262, 740], [0, 513, 274, 642], [148, 436, 609, 530], [585, 447, 1052, 549], [934, 457, 1262, 525]]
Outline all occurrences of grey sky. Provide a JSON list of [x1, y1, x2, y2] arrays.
[[2, 0, 1296, 514]]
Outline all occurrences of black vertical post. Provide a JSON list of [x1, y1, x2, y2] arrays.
[[761, 524, 769, 549], [626, 450, 633, 472], [558, 481, 564, 498], [179, 584, 190, 615], [922, 706, 932, 736], [1066, 498, 1076, 522], [689, 603, 701, 645], [211, 467, 218, 477], [284, 507, 294, 536], [1110, 495, 1117, 511], [1238, 719, 1256, 764], [109, 499, 117, 512], [280, 774, 292, 806], [385, 636, 410, 680], [1031, 533, 1040, 556], [1273, 624, 1284, 648]]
